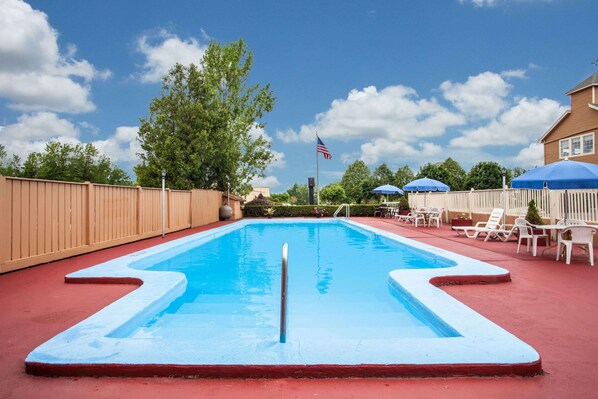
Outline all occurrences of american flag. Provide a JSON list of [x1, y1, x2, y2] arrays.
[[316, 136, 332, 159]]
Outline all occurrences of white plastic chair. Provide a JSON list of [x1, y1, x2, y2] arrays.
[[557, 226, 596, 266], [516, 218, 549, 257], [428, 208, 443, 228]]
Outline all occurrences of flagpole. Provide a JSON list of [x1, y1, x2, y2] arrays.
[[316, 133, 320, 205]]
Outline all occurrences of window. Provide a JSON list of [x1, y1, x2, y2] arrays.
[[560, 140, 570, 158], [559, 132, 594, 159], [583, 134, 594, 154]]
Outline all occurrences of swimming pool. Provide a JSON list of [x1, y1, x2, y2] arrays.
[[26, 219, 541, 377]]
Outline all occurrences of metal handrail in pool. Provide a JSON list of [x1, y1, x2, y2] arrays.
[[334, 203, 350, 218], [279, 243, 288, 343]]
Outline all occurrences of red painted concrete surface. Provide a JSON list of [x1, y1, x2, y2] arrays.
[[1, 218, 598, 398]]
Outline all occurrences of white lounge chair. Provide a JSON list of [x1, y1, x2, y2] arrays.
[[557, 226, 596, 266], [452, 208, 505, 241]]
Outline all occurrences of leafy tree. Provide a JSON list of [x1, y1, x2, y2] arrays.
[[1, 141, 131, 185], [0, 144, 23, 177], [372, 163, 394, 187], [319, 183, 347, 204], [270, 193, 290, 203], [442, 157, 466, 191], [415, 163, 451, 186], [465, 161, 505, 190], [512, 167, 527, 179], [340, 160, 371, 203], [394, 165, 414, 189], [135, 38, 275, 194], [286, 183, 308, 205]]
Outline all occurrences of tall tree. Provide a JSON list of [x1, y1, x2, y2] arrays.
[[415, 163, 451, 185], [286, 183, 308, 205], [442, 157, 467, 191], [394, 165, 414, 189], [465, 161, 505, 190], [372, 163, 394, 187], [135, 38, 275, 194], [340, 160, 371, 203]]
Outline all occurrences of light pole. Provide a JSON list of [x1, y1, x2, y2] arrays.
[[501, 167, 507, 226], [161, 169, 166, 239]]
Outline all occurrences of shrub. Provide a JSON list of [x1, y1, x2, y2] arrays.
[[243, 204, 377, 218], [525, 199, 544, 225]]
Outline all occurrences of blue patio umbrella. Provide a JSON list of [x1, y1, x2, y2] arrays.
[[372, 184, 405, 195], [403, 177, 450, 192], [511, 159, 598, 189], [511, 159, 598, 222]]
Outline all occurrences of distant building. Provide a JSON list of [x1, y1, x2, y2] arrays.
[[541, 73, 598, 164], [244, 187, 270, 202]]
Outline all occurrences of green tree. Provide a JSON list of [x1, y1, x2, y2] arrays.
[[286, 183, 309, 205], [465, 161, 504, 190], [319, 183, 347, 204], [0, 144, 23, 177], [442, 157, 466, 191], [135, 38, 275, 194], [372, 163, 394, 187], [416, 163, 451, 186], [270, 193, 290, 203], [340, 160, 371, 203], [4, 141, 131, 185], [394, 165, 414, 189], [512, 167, 527, 179]]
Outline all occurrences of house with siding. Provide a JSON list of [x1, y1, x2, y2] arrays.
[[540, 73, 598, 164]]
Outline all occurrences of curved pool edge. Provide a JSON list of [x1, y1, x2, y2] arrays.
[[25, 218, 542, 378]]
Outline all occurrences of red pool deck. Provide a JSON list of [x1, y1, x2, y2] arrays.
[[2, 218, 598, 398]]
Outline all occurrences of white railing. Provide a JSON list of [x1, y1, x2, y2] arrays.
[[408, 188, 598, 224]]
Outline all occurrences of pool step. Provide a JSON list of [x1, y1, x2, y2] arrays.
[[150, 311, 429, 331], [132, 324, 439, 340]]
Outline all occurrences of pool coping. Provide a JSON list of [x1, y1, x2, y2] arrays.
[[25, 219, 541, 378]]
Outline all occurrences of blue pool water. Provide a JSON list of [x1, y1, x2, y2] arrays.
[[128, 220, 459, 341]]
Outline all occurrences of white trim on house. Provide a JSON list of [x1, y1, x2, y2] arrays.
[[539, 110, 571, 143], [559, 131, 595, 159]]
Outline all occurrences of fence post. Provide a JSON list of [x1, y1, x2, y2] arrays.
[[548, 188, 558, 224], [468, 189, 473, 218], [136, 186, 142, 235], [0, 176, 9, 266], [166, 188, 171, 232], [85, 181, 94, 246]]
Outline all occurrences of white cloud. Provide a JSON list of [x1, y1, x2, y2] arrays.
[[249, 175, 280, 188], [360, 139, 444, 165], [460, 0, 496, 6], [276, 85, 464, 144], [92, 126, 140, 163], [459, 0, 552, 7], [0, 0, 110, 113], [0, 112, 139, 165], [512, 142, 544, 168], [450, 97, 567, 148], [136, 29, 208, 83], [440, 71, 512, 119]]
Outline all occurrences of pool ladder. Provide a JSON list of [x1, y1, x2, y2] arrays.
[[280, 243, 288, 343], [333, 203, 350, 219]]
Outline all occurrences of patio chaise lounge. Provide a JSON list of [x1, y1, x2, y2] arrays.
[[452, 208, 505, 242]]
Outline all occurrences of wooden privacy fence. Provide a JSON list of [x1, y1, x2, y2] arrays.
[[0, 176, 237, 273], [408, 188, 598, 224]]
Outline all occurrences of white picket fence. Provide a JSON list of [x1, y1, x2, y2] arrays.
[[408, 188, 598, 224]]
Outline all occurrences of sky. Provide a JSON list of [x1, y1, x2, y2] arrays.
[[0, 0, 597, 193]]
